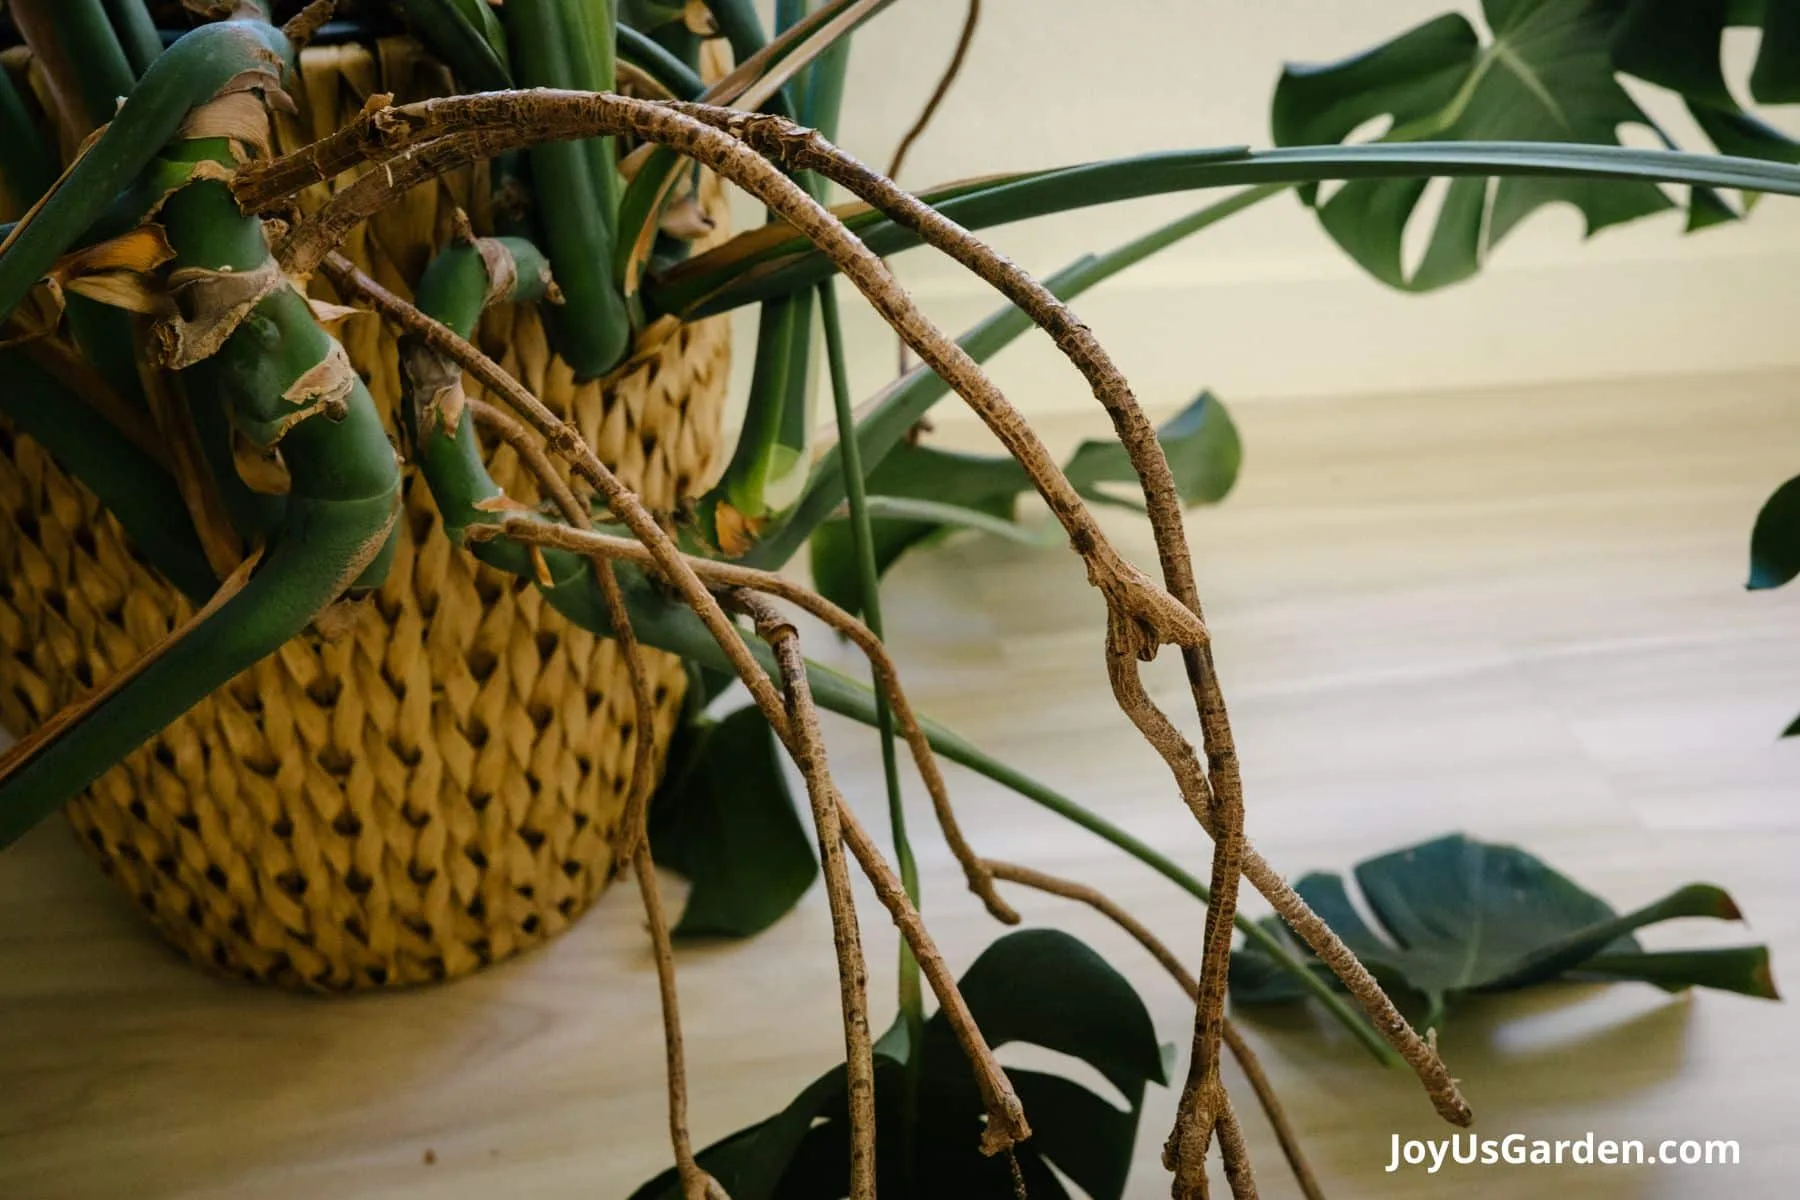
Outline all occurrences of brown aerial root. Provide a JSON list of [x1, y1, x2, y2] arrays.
[[886, 0, 982, 184], [732, 591, 1030, 1160], [340, 243, 719, 1198], [338, 248, 1021, 1184], [590, 556, 724, 1200], [733, 596, 882, 1199]]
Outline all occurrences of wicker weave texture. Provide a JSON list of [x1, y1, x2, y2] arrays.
[[0, 38, 731, 989]]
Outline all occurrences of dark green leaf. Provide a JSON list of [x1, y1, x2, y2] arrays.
[[631, 929, 1164, 1199], [925, 928, 1167, 1099], [1615, 0, 1800, 167], [1231, 834, 1774, 1029], [1748, 473, 1800, 589], [626, 1048, 904, 1200], [1272, 2, 1673, 291], [648, 707, 817, 938], [1782, 710, 1800, 738]]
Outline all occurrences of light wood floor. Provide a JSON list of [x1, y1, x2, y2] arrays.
[[4, 368, 1799, 1198]]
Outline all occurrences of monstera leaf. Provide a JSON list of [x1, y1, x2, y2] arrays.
[[810, 391, 1240, 617], [1231, 834, 1778, 1030], [628, 928, 1168, 1199], [649, 705, 818, 939], [1613, 0, 1800, 166], [1271, 0, 1800, 290]]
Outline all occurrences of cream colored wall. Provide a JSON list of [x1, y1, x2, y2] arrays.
[[724, 1, 1800, 426]]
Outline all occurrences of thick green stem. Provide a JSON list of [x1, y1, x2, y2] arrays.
[[0, 18, 292, 325], [700, 0, 767, 66], [0, 56, 57, 210], [18, 0, 137, 132], [617, 25, 705, 99], [398, 0, 513, 92], [0, 46, 406, 850], [505, 0, 631, 375]]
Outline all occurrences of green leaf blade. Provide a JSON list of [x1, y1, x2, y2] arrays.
[[1231, 834, 1775, 1030], [648, 707, 818, 939]]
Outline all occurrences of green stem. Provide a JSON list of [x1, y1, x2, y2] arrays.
[[650, 140, 1800, 317], [0, 67, 56, 209], [100, 0, 162, 77], [0, 18, 294, 324], [699, 0, 767, 66], [505, 0, 631, 376], [397, 0, 513, 92], [38, 0, 137, 130], [745, 184, 1286, 568], [616, 24, 705, 98], [821, 279, 919, 1026]]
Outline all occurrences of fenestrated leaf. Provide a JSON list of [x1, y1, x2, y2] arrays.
[[629, 929, 1166, 1199], [648, 706, 817, 939], [917, 928, 1167, 1200], [809, 394, 1240, 616], [1272, 1, 1674, 291], [1614, 0, 1800, 170], [1748, 473, 1800, 590], [1230, 834, 1776, 1029]]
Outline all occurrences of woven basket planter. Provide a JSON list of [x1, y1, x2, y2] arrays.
[[0, 37, 730, 989]]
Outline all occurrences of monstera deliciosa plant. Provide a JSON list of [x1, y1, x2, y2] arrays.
[[0, 0, 1790, 1196]]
